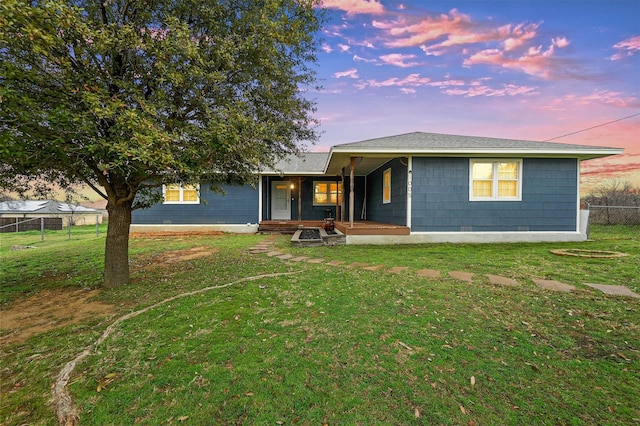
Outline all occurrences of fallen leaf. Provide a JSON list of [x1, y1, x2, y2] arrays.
[[460, 405, 467, 415], [245, 392, 254, 397], [177, 415, 189, 422], [468, 420, 476, 426], [415, 408, 420, 418], [470, 376, 476, 386]]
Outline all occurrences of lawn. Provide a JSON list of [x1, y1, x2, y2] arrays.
[[1, 225, 638, 425]]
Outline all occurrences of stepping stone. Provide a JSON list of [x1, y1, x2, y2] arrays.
[[533, 279, 575, 293], [291, 256, 309, 262], [387, 266, 409, 274], [448, 271, 473, 283], [416, 269, 440, 278], [277, 254, 293, 260], [305, 258, 324, 264], [266, 251, 282, 257], [584, 283, 640, 298], [486, 274, 519, 287], [363, 265, 384, 271], [327, 260, 345, 266], [346, 262, 369, 268], [249, 249, 269, 254]]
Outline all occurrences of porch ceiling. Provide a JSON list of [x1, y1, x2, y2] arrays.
[[325, 153, 396, 176]]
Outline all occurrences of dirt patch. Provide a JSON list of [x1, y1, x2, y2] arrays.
[[1, 244, 220, 346], [133, 246, 220, 271], [130, 231, 224, 239], [0, 288, 116, 345]]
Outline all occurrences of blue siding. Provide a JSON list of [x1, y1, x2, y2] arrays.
[[366, 158, 408, 226], [132, 183, 259, 224], [411, 157, 577, 232]]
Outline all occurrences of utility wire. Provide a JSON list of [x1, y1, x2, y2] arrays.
[[544, 112, 640, 142]]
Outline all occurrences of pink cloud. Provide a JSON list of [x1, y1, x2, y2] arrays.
[[321, 0, 385, 15], [334, 68, 359, 79], [547, 91, 639, 109], [379, 53, 419, 67], [611, 35, 640, 60], [355, 73, 431, 90], [353, 54, 378, 63], [441, 81, 537, 97], [321, 43, 333, 53], [463, 38, 570, 79], [374, 9, 472, 48]]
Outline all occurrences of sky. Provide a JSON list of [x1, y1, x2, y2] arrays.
[[312, 0, 640, 193]]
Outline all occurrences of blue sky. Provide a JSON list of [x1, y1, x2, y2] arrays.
[[311, 0, 640, 188]]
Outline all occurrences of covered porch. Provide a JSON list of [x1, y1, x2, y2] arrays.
[[257, 220, 409, 236]]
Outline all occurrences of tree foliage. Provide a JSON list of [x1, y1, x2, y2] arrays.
[[1, 0, 323, 287]]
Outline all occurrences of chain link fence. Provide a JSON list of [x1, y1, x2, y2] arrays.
[[588, 205, 640, 226]]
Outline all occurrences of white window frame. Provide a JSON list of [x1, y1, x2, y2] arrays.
[[469, 159, 522, 201], [313, 181, 342, 206], [162, 183, 200, 204], [383, 168, 391, 204]]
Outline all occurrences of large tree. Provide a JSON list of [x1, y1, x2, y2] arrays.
[[0, 0, 323, 287]]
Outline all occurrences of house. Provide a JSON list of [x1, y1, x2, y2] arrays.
[[131, 132, 623, 243], [0, 200, 104, 229]]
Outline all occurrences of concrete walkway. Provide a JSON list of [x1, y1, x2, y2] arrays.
[[249, 236, 640, 298]]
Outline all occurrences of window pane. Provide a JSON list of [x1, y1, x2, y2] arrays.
[[165, 188, 180, 202], [383, 169, 391, 203], [315, 193, 328, 204], [473, 180, 493, 197], [497, 163, 518, 179], [472, 163, 493, 179], [498, 181, 517, 197], [183, 189, 198, 202]]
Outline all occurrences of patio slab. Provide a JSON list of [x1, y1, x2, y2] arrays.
[[416, 269, 440, 278], [584, 283, 640, 298], [449, 271, 474, 283], [363, 265, 384, 271], [346, 262, 369, 268], [533, 279, 575, 293], [486, 274, 519, 287]]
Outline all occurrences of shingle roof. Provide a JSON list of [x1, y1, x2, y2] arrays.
[[0, 200, 101, 214], [260, 132, 623, 176], [266, 152, 329, 175], [332, 131, 618, 152]]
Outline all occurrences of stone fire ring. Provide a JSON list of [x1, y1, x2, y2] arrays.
[[550, 249, 629, 258]]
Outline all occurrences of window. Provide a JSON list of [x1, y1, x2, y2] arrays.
[[470, 160, 522, 201], [163, 183, 200, 204], [313, 182, 342, 206], [383, 168, 391, 204]]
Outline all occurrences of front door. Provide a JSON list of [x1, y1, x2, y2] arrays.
[[271, 181, 291, 220]]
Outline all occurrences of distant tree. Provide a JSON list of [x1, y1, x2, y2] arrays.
[[584, 179, 640, 207], [1, 0, 323, 287]]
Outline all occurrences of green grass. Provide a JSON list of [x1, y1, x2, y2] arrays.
[[1, 225, 638, 425]]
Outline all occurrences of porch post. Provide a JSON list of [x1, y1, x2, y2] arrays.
[[349, 157, 355, 228], [341, 168, 345, 223], [298, 176, 302, 221]]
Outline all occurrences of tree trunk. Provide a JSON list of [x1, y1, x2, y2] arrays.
[[104, 199, 133, 288]]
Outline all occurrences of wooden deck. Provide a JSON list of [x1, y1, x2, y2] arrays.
[[258, 220, 409, 236]]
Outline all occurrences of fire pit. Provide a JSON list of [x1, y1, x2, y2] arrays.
[[291, 227, 345, 247]]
